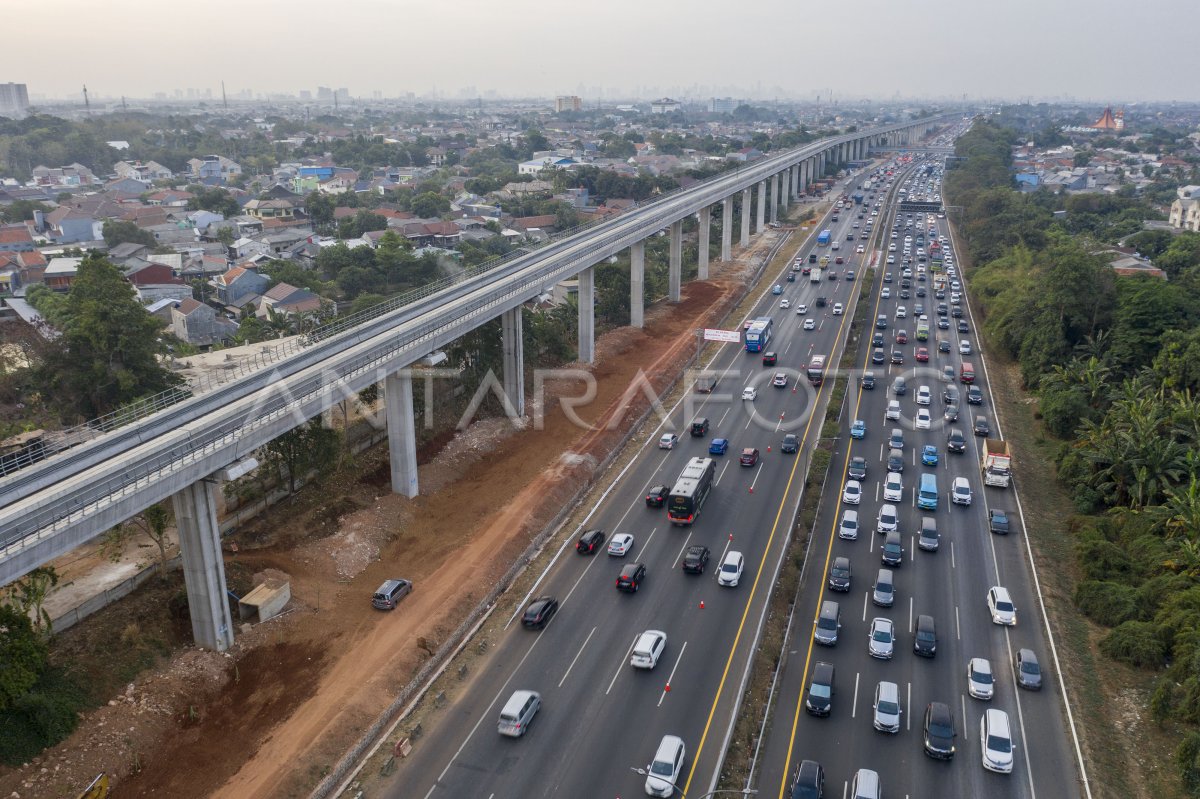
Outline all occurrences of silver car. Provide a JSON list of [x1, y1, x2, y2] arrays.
[[873, 680, 903, 733], [967, 657, 994, 700], [868, 617, 895, 659]]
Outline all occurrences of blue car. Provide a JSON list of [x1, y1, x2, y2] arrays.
[[922, 445, 939, 466], [850, 420, 866, 439], [772, 284, 783, 295], [709, 438, 729, 455]]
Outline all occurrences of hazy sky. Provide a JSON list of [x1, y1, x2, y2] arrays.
[[11, 0, 1200, 103]]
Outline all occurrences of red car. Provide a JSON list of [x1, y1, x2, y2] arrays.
[[915, 347, 929, 362], [802, 266, 811, 275], [835, 256, 844, 265], [896, 331, 908, 344], [740, 448, 760, 466]]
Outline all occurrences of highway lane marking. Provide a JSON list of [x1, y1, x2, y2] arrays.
[[671, 531, 695, 569], [747, 462, 766, 492], [851, 671, 860, 718], [639, 527, 659, 560], [956, 605, 961, 640], [715, 460, 732, 486], [557, 625, 596, 688], [908, 597, 914, 633], [910, 534, 916, 562], [717, 404, 732, 429], [907, 681, 912, 731], [605, 634, 639, 696], [951, 540, 956, 569], [658, 641, 689, 707], [861, 591, 868, 622]]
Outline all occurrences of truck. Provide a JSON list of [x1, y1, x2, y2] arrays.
[[816, 229, 831, 246], [853, 192, 864, 205], [981, 439, 1012, 488]]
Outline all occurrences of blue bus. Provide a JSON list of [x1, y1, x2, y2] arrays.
[[816, 229, 832, 246], [745, 318, 774, 352], [917, 473, 939, 510]]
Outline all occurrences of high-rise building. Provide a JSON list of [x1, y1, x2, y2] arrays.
[[555, 95, 582, 113], [709, 97, 740, 114], [0, 82, 30, 118]]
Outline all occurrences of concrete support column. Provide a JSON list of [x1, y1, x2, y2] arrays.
[[501, 307, 524, 417], [740, 188, 751, 246], [172, 480, 234, 652], [721, 197, 732, 262], [756, 180, 766, 233], [578, 265, 595, 360], [781, 171, 789, 212], [788, 165, 796, 202], [800, 159, 809, 195], [630, 240, 645, 328], [668, 221, 682, 302], [385, 371, 419, 498], [697, 204, 711, 280], [768, 174, 779, 224]]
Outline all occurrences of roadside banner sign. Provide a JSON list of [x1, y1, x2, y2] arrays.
[[704, 329, 742, 343]]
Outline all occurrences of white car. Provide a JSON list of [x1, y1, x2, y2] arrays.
[[888, 243, 897, 252], [839, 509, 859, 540], [883, 472, 903, 502], [832, 302, 844, 316], [658, 433, 678, 449], [895, 306, 907, 319], [717, 551, 745, 587], [877, 504, 899, 534], [981, 709, 1015, 774], [630, 630, 667, 669], [842, 479, 863, 505], [952, 476, 972, 505], [742, 386, 757, 401], [796, 303, 808, 315], [881, 287, 891, 299], [886, 255, 895, 265], [803, 319, 816, 330], [868, 617, 895, 659], [873, 680, 903, 733], [780, 298, 790, 309], [951, 281, 961, 291], [967, 657, 995, 701], [988, 586, 1017, 626], [607, 532, 635, 556], [916, 385, 931, 406], [856, 245, 865, 253], [915, 407, 931, 430], [885, 400, 901, 421], [959, 339, 972, 355]]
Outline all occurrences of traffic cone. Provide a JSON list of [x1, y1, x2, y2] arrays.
[[767, 446, 771, 452], [665, 684, 671, 693], [729, 533, 734, 540], [699, 600, 705, 609]]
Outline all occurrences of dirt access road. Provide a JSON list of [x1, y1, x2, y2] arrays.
[[0, 228, 797, 799]]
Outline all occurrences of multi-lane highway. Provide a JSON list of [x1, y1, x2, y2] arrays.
[[756, 158, 1085, 798], [384, 171, 889, 798]]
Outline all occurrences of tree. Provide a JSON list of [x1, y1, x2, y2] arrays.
[[33, 256, 180, 420], [123, 504, 172, 578], [259, 418, 341, 494], [0, 604, 48, 711], [4, 567, 59, 636], [411, 191, 450, 219], [101, 219, 156, 248]]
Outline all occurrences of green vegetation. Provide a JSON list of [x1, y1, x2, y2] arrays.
[[946, 120, 1200, 794]]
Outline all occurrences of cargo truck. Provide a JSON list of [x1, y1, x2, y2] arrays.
[[981, 439, 1012, 488]]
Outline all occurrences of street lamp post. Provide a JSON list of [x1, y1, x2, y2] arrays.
[[627, 768, 759, 799]]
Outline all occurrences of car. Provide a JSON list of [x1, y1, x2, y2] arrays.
[[942, 364, 956, 383], [948, 428, 967, 453], [772, 372, 788, 388], [806, 662, 835, 716], [915, 346, 929, 362], [877, 503, 899, 534], [917, 286, 927, 297], [772, 284, 783, 295], [896, 306, 908, 320], [959, 339, 972, 355], [881, 531, 904, 566], [780, 298, 791, 309], [796, 303, 808, 315], [873, 680, 903, 733], [921, 445, 939, 466], [943, 386, 959, 405], [781, 433, 799, 453], [938, 318, 950, 331], [915, 408, 931, 429], [958, 319, 970, 333], [914, 614, 938, 657], [888, 428, 905, 450], [815, 296, 827, 307], [850, 419, 866, 439], [762, 351, 778, 366], [937, 303, 948, 316], [884, 472, 903, 502], [868, 617, 895, 659], [895, 330, 908, 344], [803, 318, 816, 331], [708, 437, 729, 456], [842, 479, 863, 505], [718, 551, 745, 587], [886, 448, 904, 472], [848, 456, 868, 481], [808, 253, 817, 264], [916, 385, 931, 405], [630, 630, 667, 669], [918, 516, 939, 551], [681, 545, 710, 574], [608, 532, 635, 556], [881, 287, 891, 299], [876, 313, 888, 328], [1016, 648, 1043, 690], [690, 417, 709, 437], [891, 349, 904, 364], [838, 509, 859, 540], [856, 244, 865, 253], [615, 562, 646, 592], [861, 371, 876, 389], [967, 657, 995, 700], [886, 399, 901, 420], [973, 415, 991, 436], [846, 270, 856, 281], [988, 586, 1017, 625], [791, 759, 826, 799], [371, 578, 413, 610], [786, 271, 796, 282], [951, 306, 963, 318], [742, 386, 757, 401], [967, 385, 984, 405], [577, 529, 607, 552], [923, 701, 957, 760], [834, 257, 844, 266], [872, 348, 885, 364], [521, 596, 560, 628], [989, 509, 1010, 535], [832, 302, 844, 316], [981, 708, 1015, 773], [645, 734, 686, 796]]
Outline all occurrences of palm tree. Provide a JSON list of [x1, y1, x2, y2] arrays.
[[264, 306, 294, 339]]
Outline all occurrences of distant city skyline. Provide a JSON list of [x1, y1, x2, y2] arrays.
[[9, 0, 1200, 104]]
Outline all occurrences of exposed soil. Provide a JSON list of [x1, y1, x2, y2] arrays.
[[0, 233, 778, 799]]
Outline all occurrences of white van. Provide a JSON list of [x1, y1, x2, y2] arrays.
[[497, 689, 540, 737], [981, 708, 1014, 773], [644, 734, 686, 796], [851, 767, 881, 798]]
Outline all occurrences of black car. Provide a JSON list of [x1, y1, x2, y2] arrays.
[[828, 556, 852, 592], [1016, 648, 1043, 690], [577, 529, 606, 553], [973, 415, 991, 436], [886, 448, 904, 472], [947, 428, 967, 453], [790, 759, 825, 799], [944, 404, 959, 422], [781, 433, 799, 453], [521, 596, 559, 628], [914, 614, 937, 657], [957, 319, 970, 333], [645, 486, 668, 508], [989, 509, 1010, 535], [861, 371, 876, 390], [848, 456, 868, 481], [899, 288, 910, 299], [872, 348, 886, 364], [923, 702, 957, 760], [872, 332, 885, 347], [615, 562, 646, 592], [943, 386, 959, 405], [891, 349, 904, 365], [916, 286, 927, 297], [881, 531, 904, 566], [786, 272, 796, 282], [681, 545, 711, 574], [937, 318, 950, 330], [806, 662, 835, 717], [937, 303, 948, 316], [815, 296, 827, 308], [809, 253, 818, 263], [951, 306, 963, 318], [762, 351, 778, 366], [967, 385, 984, 405]]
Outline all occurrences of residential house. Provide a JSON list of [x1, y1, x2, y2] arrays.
[[107, 242, 151, 263], [145, 222, 198, 246], [243, 198, 300, 221], [44, 257, 82, 291], [31, 163, 99, 187], [0, 250, 47, 289], [186, 155, 243, 183], [518, 156, 578, 176], [257, 282, 325, 319], [231, 236, 271, 260], [260, 228, 310, 255], [211, 265, 270, 307], [171, 298, 237, 346], [104, 177, 151, 195], [146, 189, 194, 208], [0, 224, 34, 252], [650, 98, 682, 114], [1170, 185, 1200, 232], [41, 207, 101, 243], [114, 160, 173, 182]]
